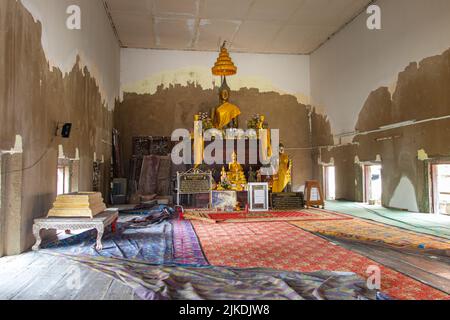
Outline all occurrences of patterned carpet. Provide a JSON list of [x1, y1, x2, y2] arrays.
[[172, 219, 209, 266], [191, 220, 449, 300], [290, 218, 450, 250], [184, 209, 351, 223]]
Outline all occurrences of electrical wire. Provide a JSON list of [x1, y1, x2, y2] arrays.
[[1, 136, 56, 175]]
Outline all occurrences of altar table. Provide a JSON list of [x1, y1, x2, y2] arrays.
[[32, 209, 119, 251]]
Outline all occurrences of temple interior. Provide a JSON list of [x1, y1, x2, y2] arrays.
[[1, 0, 450, 301]]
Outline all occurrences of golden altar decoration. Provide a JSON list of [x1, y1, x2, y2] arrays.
[[272, 145, 292, 193], [227, 152, 247, 191], [216, 167, 232, 191], [215, 102, 241, 129], [212, 42, 237, 76], [185, 43, 293, 195], [47, 192, 107, 218], [247, 114, 273, 161], [215, 151, 247, 192], [193, 114, 204, 167], [211, 42, 241, 129]]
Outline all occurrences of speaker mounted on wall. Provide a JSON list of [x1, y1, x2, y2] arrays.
[[56, 123, 72, 138]]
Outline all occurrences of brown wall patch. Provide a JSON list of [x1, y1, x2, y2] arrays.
[[0, 0, 114, 253], [316, 49, 450, 212], [115, 84, 314, 190]]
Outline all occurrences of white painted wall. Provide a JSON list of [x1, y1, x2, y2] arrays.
[[20, 0, 120, 110], [310, 0, 450, 136], [389, 176, 419, 212], [121, 48, 310, 104]]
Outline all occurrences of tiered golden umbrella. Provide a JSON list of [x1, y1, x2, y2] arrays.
[[212, 43, 237, 76]]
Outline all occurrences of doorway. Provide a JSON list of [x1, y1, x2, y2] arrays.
[[0, 154, 4, 257], [324, 166, 336, 200], [364, 164, 382, 205], [431, 164, 450, 215], [57, 158, 79, 195]]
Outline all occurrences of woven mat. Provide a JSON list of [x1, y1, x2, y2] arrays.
[[290, 218, 450, 250], [184, 208, 352, 223], [191, 221, 449, 300]]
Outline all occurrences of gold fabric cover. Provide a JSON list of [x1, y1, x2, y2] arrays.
[[272, 153, 290, 193], [214, 102, 241, 129]]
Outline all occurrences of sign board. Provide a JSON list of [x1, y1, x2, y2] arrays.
[[179, 173, 212, 194], [248, 183, 269, 212], [177, 169, 213, 208], [271, 192, 304, 210]]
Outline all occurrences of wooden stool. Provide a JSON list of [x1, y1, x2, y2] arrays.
[[304, 180, 325, 209]]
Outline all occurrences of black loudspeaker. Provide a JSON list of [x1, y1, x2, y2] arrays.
[[56, 123, 72, 138]]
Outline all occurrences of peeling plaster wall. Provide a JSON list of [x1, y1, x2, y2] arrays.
[[389, 177, 419, 212], [121, 48, 310, 105], [118, 49, 312, 190], [0, 0, 118, 254], [317, 49, 450, 212], [311, 0, 450, 136], [20, 0, 120, 110], [116, 87, 313, 191], [310, 0, 450, 212]]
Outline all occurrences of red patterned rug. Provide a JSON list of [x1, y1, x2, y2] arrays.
[[184, 209, 351, 223], [191, 221, 449, 300]]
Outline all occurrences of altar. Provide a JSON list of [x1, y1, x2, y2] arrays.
[[175, 43, 299, 211], [212, 190, 249, 211]]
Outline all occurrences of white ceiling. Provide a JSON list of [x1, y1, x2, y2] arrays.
[[104, 0, 372, 54]]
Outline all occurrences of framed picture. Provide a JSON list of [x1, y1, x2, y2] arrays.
[[248, 183, 269, 212], [212, 191, 237, 211]]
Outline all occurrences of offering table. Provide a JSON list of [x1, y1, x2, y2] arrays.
[[32, 209, 119, 251]]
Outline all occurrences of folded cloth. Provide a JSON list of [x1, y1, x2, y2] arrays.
[[46, 253, 383, 301], [125, 207, 173, 228]]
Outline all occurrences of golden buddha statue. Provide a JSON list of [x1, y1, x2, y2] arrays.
[[216, 167, 227, 190], [227, 152, 247, 191], [272, 144, 292, 193], [212, 43, 240, 130], [214, 77, 241, 129]]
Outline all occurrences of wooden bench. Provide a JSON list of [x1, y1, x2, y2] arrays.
[[32, 209, 119, 251]]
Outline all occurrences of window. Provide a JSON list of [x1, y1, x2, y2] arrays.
[[57, 158, 79, 195], [0, 154, 4, 257]]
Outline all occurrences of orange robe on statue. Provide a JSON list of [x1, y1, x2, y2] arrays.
[[215, 102, 241, 129], [272, 153, 290, 193]]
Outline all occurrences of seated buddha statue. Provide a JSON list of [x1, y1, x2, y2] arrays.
[[227, 152, 247, 191], [216, 166, 231, 191]]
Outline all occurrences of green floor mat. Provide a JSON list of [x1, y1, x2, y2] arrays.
[[325, 201, 450, 240]]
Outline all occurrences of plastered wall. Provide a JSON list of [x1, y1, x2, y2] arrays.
[[310, 0, 450, 212], [311, 0, 450, 136], [0, 0, 120, 254], [117, 49, 313, 191], [3, 0, 450, 258], [20, 0, 120, 110], [120, 48, 310, 105]]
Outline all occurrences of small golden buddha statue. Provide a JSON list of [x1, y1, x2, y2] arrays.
[[257, 115, 265, 129], [227, 152, 247, 191], [216, 166, 231, 191]]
